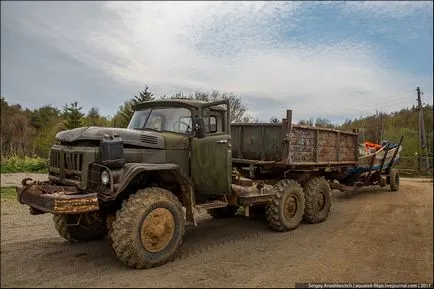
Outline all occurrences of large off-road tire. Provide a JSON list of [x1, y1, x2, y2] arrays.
[[53, 211, 108, 243], [389, 169, 400, 191], [209, 206, 238, 219], [265, 179, 305, 232], [302, 177, 332, 224], [110, 187, 185, 269]]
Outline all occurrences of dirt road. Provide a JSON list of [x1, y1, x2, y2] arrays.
[[1, 178, 432, 288], [0, 173, 48, 187]]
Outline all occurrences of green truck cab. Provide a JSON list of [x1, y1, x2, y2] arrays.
[[17, 98, 363, 269]]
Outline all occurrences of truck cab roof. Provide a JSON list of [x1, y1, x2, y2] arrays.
[[134, 99, 227, 111]]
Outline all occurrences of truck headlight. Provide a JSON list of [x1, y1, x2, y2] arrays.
[[101, 170, 110, 185]]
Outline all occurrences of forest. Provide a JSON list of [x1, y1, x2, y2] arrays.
[[1, 86, 432, 174]]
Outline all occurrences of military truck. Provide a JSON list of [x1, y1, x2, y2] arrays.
[[17, 99, 368, 269]]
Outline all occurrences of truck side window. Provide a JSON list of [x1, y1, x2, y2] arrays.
[[209, 116, 217, 133]]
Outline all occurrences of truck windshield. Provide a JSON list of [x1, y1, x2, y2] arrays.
[[127, 107, 192, 134]]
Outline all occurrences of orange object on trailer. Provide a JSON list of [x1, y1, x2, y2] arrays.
[[364, 141, 382, 150]]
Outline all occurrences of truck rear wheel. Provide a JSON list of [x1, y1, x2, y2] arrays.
[[388, 169, 400, 191], [110, 187, 185, 269], [53, 212, 108, 243], [302, 177, 332, 224], [265, 180, 305, 232]]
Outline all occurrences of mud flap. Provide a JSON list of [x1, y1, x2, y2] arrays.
[[16, 180, 99, 214]]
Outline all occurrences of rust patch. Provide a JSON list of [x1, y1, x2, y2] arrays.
[[53, 196, 99, 214], [19, 183, 99, 214]]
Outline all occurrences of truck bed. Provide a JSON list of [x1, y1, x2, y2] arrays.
[[230, 117, 359, 169]]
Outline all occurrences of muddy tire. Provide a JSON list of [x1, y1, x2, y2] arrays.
[[110, 187, 185, 269], [265, 180, 305, 232], [209, 206, 238, 219], [53, 212, 108, 243], [389, 169, 400, 191], [302, 177, 332, 224]]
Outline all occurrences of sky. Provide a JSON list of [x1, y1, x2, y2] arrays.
[[1, 1, 433, 124]]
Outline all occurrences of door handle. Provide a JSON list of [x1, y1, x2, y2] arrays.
[[216, 140, 228, 144]]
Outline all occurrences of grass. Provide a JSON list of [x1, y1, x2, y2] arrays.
[[1, 156, 48, 173], [1, 187, 17, 199]]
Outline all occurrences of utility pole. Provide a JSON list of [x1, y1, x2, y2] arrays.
[[417, 87, 429, 172], [375, 110, 379, 144]]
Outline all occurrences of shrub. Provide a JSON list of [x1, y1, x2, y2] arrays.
[[0, 156, 48, 173]]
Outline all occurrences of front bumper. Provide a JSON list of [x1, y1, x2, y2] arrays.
[[16, 179, 99, 214]]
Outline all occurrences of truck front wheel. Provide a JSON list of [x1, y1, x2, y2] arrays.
[[265, 180, 305, 232], [53, 212, 108, 243], [302, 177, 332, 224], [110, 187, 185, 269]]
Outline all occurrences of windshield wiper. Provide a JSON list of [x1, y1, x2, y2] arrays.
[[134, 127, 162, 132]]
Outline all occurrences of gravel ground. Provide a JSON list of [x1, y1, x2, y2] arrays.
[[1, 173, 48, 187]]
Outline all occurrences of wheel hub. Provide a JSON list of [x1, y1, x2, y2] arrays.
[[284, 196, 298, 219], [140, 208, 175, 253], [316, 192, 326, 211]]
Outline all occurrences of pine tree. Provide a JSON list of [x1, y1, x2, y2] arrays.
[[113, 86, 155, 128], [62, 101, 84, 130]]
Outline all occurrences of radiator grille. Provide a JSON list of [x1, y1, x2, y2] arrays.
[[50, 149, 83, 173]]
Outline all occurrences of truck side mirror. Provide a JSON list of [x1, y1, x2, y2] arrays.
[[192, 116, 206, 138]]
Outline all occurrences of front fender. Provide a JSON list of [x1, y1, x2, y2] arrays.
[[117, 163, 180, 193], [115, 163, 196, 224]]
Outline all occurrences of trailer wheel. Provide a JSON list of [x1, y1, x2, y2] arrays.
[[110, 187, 185, 269], [389, 169, 400, 191], [53, 212, 108, 243], [209, 206, 238, 219], [265, 180, 305, 232], [302, 177, 332, 224]]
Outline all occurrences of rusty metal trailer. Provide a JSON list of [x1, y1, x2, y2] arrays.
[[226, 109, 401, 220], [230, 110, 359, 178]]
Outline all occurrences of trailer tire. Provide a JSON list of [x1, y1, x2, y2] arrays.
[[389, 169, 400, 191], [53, 212, 108, 243], [209, 206, 238, 219], [110, 187, 185, 269], [302, 177, 332, 224], [265, 180, 305, 232]]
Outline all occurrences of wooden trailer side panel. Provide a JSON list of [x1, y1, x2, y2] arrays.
[[286, 125, 358, 165]]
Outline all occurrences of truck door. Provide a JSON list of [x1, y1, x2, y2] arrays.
[[191, 100, 232, 196]]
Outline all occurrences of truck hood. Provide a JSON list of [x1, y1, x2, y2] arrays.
[[55, 127, 164, 149]]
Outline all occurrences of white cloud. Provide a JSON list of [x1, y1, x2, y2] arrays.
[[3, 1, 433, 122]]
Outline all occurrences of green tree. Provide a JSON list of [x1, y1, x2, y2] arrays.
[[62, 101, 84, 130], [314, 117, 335, 129], [30, 105, 62, 157], [298, 118, 314, 126], [0, 97, 35, 157], [83, 106, 110, 127], [31, 105, 60, 130], [113, 86, 154, 128]]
